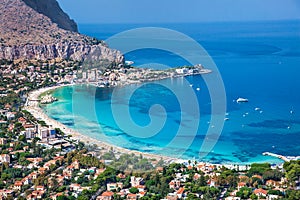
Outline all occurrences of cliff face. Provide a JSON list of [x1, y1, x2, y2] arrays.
[[0, 0, 124, 64], [22, 0, 78, 32], [0, 43, 124, 64]]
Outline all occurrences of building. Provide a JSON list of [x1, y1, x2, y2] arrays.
[[237, 182, 246, 190], [0, 189, 14, 199], [14, 181, 23, 190], [0, 154, 10, 163], [107, 182, 123, 191], [176, 187, 185, 199], [97, 191, 114, 200], [175, 68, 188, 74], [23, 124, 37, 139], [254, 188, 268, 197], [37, 126, 56, 140], [0, 138, 7, 145], [131, 176, 144, 187]]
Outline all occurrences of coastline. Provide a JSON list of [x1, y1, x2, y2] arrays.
[[24, 84, 177, 163], [25, 84, 292, 167]]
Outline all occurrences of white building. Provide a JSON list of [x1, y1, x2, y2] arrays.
[[175, 68, 188, 74], [131, 176, 143, 187], [0, 154, 10, 163], [37, 126, 56, 140]]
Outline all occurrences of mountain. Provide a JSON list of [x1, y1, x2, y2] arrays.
[[22, 0, 78, 32], [0, 0, 124, 65]]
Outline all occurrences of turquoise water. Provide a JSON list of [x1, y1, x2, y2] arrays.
[[44, 21, 300, 164]]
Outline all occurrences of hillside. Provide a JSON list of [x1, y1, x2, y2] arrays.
[[0, 0, 124, 64], [22, 0, 78, 32]]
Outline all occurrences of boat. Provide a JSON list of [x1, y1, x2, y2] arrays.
[[224, 118, 230, 121], [236, 98, 249, 103], [196, 88, 200, 91], [125, 61, 134, 66]]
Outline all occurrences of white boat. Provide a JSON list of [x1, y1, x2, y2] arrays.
[[196, 88, 200, 91], [236, 98, 249, 103], [255, 107, 261, 111], [224, 118, 230, 121], [125, 61, 134, 66]]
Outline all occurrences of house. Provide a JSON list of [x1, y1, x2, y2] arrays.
[[254, 188, 268, 197], [136, 185, 146, 192], [70, 183, 81, 192], [64, 165, 74, 175], [267, 194, 279, 200], [36, 186, 45, 191], [166, 193, 178, 200], [176, 187, 184, 199], [51, 193, 65, 200], [156, 167, 164, 173], [237, 182, 246, 190], [252, 175, 263, 180], [97, 191, 114, 200], [14, 181, 23, 190], [0, 189, 14, 199], [0, 138, 7, 145], [127, 193, 137, 200], [117, 173, 126, 179], [107, 182, 123, 191], [30, 190, 45, 199], [207, 179, 216, 187], [266, 180, 279, 187], [0, 154, 10, 163], [138, 191, 146, 198], [6, 112, 15, 120], [18, 117, 27, 125], [22, 177, 31, 185], [38, 167, 46, 174], [72, 159, 80, 169], [130, 176, 143, 187], [29, 172, 38, 180], [169, 180, 180, 189], [193, 173, 201, 180], [225, 197, 241, 200], [27, 157, 43, 166]]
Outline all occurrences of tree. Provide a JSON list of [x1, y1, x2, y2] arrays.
[[129, 187, 139, 194], [18, 135, 26, 142], [236, 187, 252, 199]]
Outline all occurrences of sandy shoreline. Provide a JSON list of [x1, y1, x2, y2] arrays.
[[24, 84, 177, 163]]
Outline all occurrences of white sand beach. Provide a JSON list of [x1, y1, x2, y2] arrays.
[[24, 85, 177, 163]]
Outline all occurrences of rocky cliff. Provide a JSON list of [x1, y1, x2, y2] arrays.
[[0, 0, 124, 64], [22, 0, 78, 32]]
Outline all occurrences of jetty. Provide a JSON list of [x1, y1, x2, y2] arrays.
[[263, 152, 291, 162]]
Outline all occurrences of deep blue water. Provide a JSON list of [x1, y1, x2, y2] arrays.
[[44, 21, 300, 164]]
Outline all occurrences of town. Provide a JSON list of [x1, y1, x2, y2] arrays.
[[0, 58, 299, 200]]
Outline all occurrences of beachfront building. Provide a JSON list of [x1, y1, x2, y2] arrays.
[[37, 126, 56, 140], [175, 68, 188, 74], [22, 124, 37, 139]]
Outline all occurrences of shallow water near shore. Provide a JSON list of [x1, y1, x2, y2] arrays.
[[44, 21, 300, 164]]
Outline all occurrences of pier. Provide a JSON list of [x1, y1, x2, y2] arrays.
[[263, 152, 291, 162]]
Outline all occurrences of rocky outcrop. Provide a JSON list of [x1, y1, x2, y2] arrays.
[[0, 43, 124, 63], [22, 0, 78, 32], [0, 0, 124, 64]]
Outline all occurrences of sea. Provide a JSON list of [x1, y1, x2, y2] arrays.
[[43, 20, 300, 164]]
